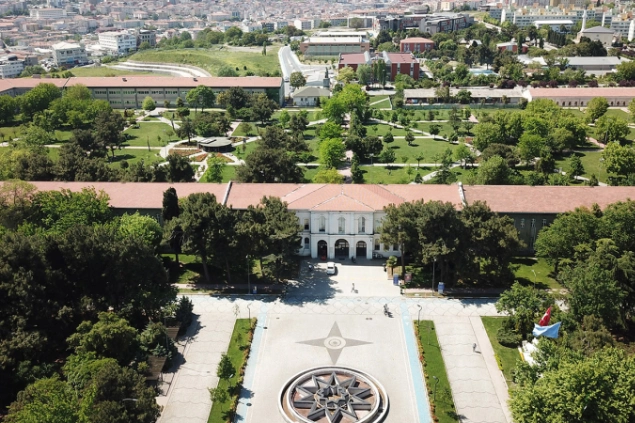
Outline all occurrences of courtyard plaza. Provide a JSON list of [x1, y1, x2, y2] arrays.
[[157, 261, 510, 423]]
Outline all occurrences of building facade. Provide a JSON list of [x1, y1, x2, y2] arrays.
[[51, 42, 88, 67], [300, 36, 370, 57], [338, 51, 420, 81], [16, 182, 635, 258], [0, 76, 285, 108], [0, 57, 24, 79], [400, 37, 435, 53], [136, 30, 156, 48], [98, 31, 137, 54]]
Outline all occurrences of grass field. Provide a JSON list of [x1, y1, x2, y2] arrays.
[[416, 321, 458, 423], [361, 165, 433, 184], [129, 47, 281, 77], [46, 147, 60, 162], [554, 150, 605, 183], [381, 138, 457, 164], [108, 147, 164, 166], [207, 319, 255, 423], [124, 122, 174, 146], [370, 99, 391, 109], [512, 257, 560, 290], [70, 66, 162, 77], [481, 317, 521, 385]]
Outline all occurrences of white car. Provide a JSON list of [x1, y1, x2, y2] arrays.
[[326, 262, 336, 275]]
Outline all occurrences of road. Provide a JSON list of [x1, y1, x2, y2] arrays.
[[278, 45, 332, 96]]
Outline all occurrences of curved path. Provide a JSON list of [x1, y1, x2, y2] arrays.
[[107, 61, 211, 77]]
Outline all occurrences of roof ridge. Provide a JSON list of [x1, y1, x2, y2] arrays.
[[375, 184, 408, 203]]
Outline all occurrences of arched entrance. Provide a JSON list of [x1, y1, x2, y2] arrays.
[[356, 241, 367, 257], [317, 240, 328, 260], [334, 239, 349, 259]]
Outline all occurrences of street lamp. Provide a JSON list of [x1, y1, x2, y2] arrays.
[[417, 304, 422, 328], [246, 255, 251, 295], [431, 257, 437, 292], [432, 376, 439, 402], [531, 269, 537, 290], [600, 158, 605, 184]]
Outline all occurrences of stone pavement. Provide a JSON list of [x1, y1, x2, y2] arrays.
[[155, 263, 505, 423], [433, 316, 511, 423], [157, 311, 235, 423]]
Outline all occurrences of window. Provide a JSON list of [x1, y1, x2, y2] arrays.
[[392, 244, 398, 251], [319, 216, 326, 232], [520, 219, 525, 228], [304, 237, 309, 246], [304, 219, 309, 230], [374, 239, 380, 251], [358, 217, 366, 233], [531, 218, 536, 228], [542, 219, 547, 226], [338, 217, 345, 234]]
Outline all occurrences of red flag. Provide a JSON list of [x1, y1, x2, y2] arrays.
[[539, 307, 552, 326]]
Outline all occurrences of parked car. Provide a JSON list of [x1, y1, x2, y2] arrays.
[[326, 262, 336, 275]]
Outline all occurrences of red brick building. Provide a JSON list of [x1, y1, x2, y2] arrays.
[[399, 37, 435, 53], [338, 51, 420, 81]]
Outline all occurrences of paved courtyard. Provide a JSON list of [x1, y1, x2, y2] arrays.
[[156, 263, 510, 423]]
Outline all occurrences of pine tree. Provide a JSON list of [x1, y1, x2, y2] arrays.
[[351, 154, 364, 183]]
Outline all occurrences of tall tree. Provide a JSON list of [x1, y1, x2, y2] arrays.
[[186, 85, 216, 112], [319, 138, 346, 169], [94, 110, 126, 159], [289, 71, 307, 90], [165, 153, 195, 182]]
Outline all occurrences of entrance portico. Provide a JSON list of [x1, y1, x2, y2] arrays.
[[311, 235, 375, 260]]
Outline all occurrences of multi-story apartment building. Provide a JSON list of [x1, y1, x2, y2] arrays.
[[136, 29, 156, 48], [294, 19, 314, 30], [98, 31, 137, 54], [0, 56, 24, 79], [51, 42, 88, 67], [29, 8, 67, 19]]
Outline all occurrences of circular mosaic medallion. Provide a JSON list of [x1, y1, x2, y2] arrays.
[[279, 367, 389, 423]]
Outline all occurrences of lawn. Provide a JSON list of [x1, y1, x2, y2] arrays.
[[416, 321, 458, 423], [272, 110, 322, 123], [124, 122, 175, 146], [554, 150, 605, 183], [302, 165, 321, 182], [233, 142, 257, 159], [360, 165, 433, 184], [417, 122, 456, 138], [70, 66, 162, 77], [383, 138, 458, 163], [207, 319, 255, 423], [369, 124, 408, 137], [511, 257, 560, 290], [369, 99, 391, 109], [200, 164, 237, 183], [129, 46, 281, 77], [107, 147, 164, 166], [231, 123, 264, 137], [45, 147, 60, 162], [481, 317, 522, 385]]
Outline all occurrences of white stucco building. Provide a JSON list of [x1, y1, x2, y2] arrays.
[[0, 58, 25, 79], [51, 42, 88, 67], [98, 31, 137, 55]]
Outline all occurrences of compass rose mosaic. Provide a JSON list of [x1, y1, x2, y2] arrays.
[[279, 367, 389, 423]]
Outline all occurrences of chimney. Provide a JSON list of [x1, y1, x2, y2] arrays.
[[122, 77, 127, 82]]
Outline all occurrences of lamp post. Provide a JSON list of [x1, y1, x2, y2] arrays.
[[246, 255, 251, 295], [417, 304, 422, 328], [431, 256, 437, 292], [600, 157, 605, 184], [432, 376, 439, 402], [531, 269, 537, 291]]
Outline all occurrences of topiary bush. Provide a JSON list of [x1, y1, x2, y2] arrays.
[[496, 326, 522, 347]]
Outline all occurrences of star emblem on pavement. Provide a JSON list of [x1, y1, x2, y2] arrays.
[[292, 372, 373, 422], [298, 322, 371, 364]]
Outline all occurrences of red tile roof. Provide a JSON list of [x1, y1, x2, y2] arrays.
[[0, 76, 282, 94], [463, 185, 635, 214], [11, 182, 635, 215], [67, 76, 283, 89], [338, 53, 367, 65], [529, 87, 635, 98], [400, 37, 434, 44]]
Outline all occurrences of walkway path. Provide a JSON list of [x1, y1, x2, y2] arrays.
[[433, 316, 511, 423], [157, 310, 235, 423]]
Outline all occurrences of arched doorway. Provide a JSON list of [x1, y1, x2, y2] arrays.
[[334, 239, 349, 259], [356, 241, 367, 257], [317, 240, 328, 260]]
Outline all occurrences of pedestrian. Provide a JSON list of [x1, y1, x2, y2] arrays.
[[472, 343, 477, 353], [351, 283, 355, 293]]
